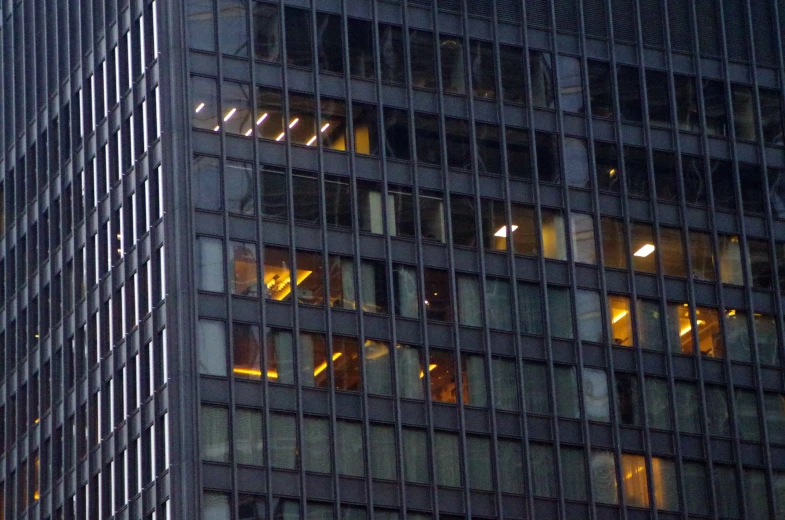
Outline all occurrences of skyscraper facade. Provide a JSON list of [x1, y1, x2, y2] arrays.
[[3, 0, 785, 519]]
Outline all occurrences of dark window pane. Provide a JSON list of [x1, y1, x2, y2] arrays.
[[226, 161, 255, 216], [380, 24, 405, 84], [510, 204, 538, 255], [333, 336, 360, 391], [530, 50, 554, 109], [653, 151, 678, 202], [292, 173, 320, 224], [535, 132, 560, 183], [558, 55, 583, 113], [320, 97, 347, 151], [410, 30, 437, 89], [383, 107, 410, 160], [187, 0, 216, 52], [703, 80, 728, 137], [476, 123, 501, 174], [470, 40, 496, 99], [328, 255, 356, 310], [316, 13, 343, 74], [564, 137, 590, 188], [415, 113, 441, 166], [285, 7, 312, 68], [588, 60, 612, 117], [260, 166, 287, 220], [732, 84, 757, 141], [441, 35, 466, 94], [615, 373, 641, 425], [624, 146, 649, 198], [354, 102, 379, 156], [419, 193, 445, 242], [768, 168, 785, 220], [738, 164, 765, 214], [646, 70, 671, 127], [445, 117, 471, 170], [594, 141, 619, 192], [450, 195, 478, 248], [500, 45, 526, 104], [233, 323, 262, 379], [710, 160, 736, 211], [361, 260, 388, 313], [748, 239, 772, 289], [324, 177, 352, 229], [617, 65, 642, 122], [674, 75, 700, 132], [389, 189, 416, 237], [760, 88, 784, 145], [348, 18, 374, 79], [219, 0, 248, 56], [506, 127, 531, 178], [192, 156, 222, 211], [253, 3, 280, 62], [682, 155, 707, 206]]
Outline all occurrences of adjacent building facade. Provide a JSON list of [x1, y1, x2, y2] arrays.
[[3, 0, 785, 519]]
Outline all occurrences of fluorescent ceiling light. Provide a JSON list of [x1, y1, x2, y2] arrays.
[[223, 108, 237, 121], [494, 224, 519, 237], [195, 102, 205, 113], [633, 244, 655, 257]]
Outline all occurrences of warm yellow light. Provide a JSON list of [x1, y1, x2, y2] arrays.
[[609, 168, 616, 176], [321, 122, 330, 132], [612, 311, 628, 324], [223, 108, 237, 121], [494, 224, 519, 237], [34, 418, 40, 424], [419, 364, 438, 378], [233, 367, 279, 378], [244, 129, 253, 136], [633, 244, 656, 257], [256, 113, 268, 125], [195, 102, 205, 113], [727, 309, 736, 316], [213, 125, 220, 132], [275, 132, 285, 141], [679, 325, 692, 336], [313, 352, 343, 377], [288, 118, 300, 128], [306, 136, 317, 146]]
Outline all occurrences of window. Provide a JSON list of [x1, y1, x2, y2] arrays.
[[725, 309, 751, 362], [506, 126, 531, 178], [235, 409, 264, 466], [675, 382, 702, 434], [583, 368, 610, 421], [674, 75, 700, 132], [518, 282, 543, 335], [457, 275, 481, 327], [653, 151, 678, 202], [198, 319, 227, 376], [530, 50, 554, 109], [703, 80, 728, 136], [336, 421, 365, 477], [255, 87, 285, 140], [233, 323, 261, 380], [601, 217, 627, 269], [554, 365, 579, 418], [711, 159, 737, 211], [230, 241, 259, 298], [541, 210, 567, 260], [624, 146, 649, 198], [219, 0, 248, 57], [689, 231, 715, 281], [608, 295, 633, 346], [397, 344, 425, 400], [570, 212, 596, 264], [415, 113, 441, 166], [523, 362, 550, 414], [299, 332, 329, 388], [450, 195, 477, 247], [203, 492, 231, 519], [588, 60, 612, 117], [328, 255, 356, 310], [765, 393, 785, 444], [591, 451, 618, 504], [493, 357, 519, 411], [548, 286, 573, 339], [476, 123, 501, 174], [645, 378, 672, 430], [500, 45, 526, 104], [187, 0, 215, 52], [498, 440, 524, 494], [735, 389, 761, 441], [196, 237, 225, 292], [393, 265, 419, 319], [434, 432, 460, 487], [558, 55, 583, 113], [760, 88, 784, 145], [564, 137, 590, 188], [428, 350, 456, 403], [561, 447, 588, 500], [380, 24, 405, 84], [302, 417, 331, 473], [221, 82, 253, 136], [293, 251, 325, 306], [660, 227, 686, 277], [617, 66, 642, 122], [732, 84, 757, 141], [348, 18, 374, 79], [646, 70, 671, 127], [420, 192, 445, 242], [201, 406, 229, 462], [755, 313, 779, 366], [333, 336, 361, 391], [467, 436, 493, 490], [441, 35, 466, 94], [461, 355, 487, 406], [191, 76, 219, 131], [446, 117, 471, 170], [718, 235, 744, 285], [266, 329, 294, 384], [320, 99, 347, 151], [361, 260, 388, 313], [384, 108, 410, 160], [530, 444, 557, 497], [630, 222, 657, 274], [364, 340, 392, 396], [291, 171, 320, 224], [252, 3, 280, 62], [481, 198, 507, 251], [683, 462, 710, 516], [706, 385, 730, 436], [370, 424, 397, 480], [471, 40, 496, 99], [576, 289, 603, 343], [510, 203, 538, 255], [269, 414, 297, 469], [486, 278, 512, 330], [615, 373, 641, 426], [353, 102, 379, 156], [285, 7, 312, 68], [536, 132, 560, 182], [316, 13, 343, 74], [621, 454, 649, 507], [410, 30, 437, 89], [402, 429, 429, 483], [226, 161, 255, 215], [748, 239, 772, 288]]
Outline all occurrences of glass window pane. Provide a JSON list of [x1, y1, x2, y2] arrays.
[[695, 306, 723, 358], [689, 231, 715, 281], [285, 7, 312, 68], [588, 60, 612, 117], [222, 82, 253, 136], [675, 382, 702, 434], [571, 212, 596, 264], [646, 70, 671, 127], [361, 260, 388, 313], [328, 255, 356, 310], [461, 355, 487, 407], [498, 440, 524, 494], [467, 436, 492, 490], [380, 25, 405, 84], [718, 235, 744, 285], [755, 313, 779, 367], [252, 3, 280, 62], [725, 309, 751, 362], [683, 155, 708, 206], [636, 298, 664, 350], [744, 470, 771, 520], [255, 87, 285, 140], [187, 1, 216, 52], [576, 289, 603, 343], [429, 350, 456, 403], [530, 444, 557, 497], [548, 286, 573, 339], [558, 55, 583, 113], [397, 344, 425, 400], [510, 204, 538, 255], [269, 414, 297, 469], [384, 108, 410, 161], [561, 447, 587, 500], [711, 159, 737, 211], [192, 76, 219, 131], [299, 332, 329, 388], [302, 417, 331, 473], [536, 132, 561, 183], [683, 462, 710, 516], [651, 458, 679, 511], [457, 275, 481, 327], [193, 156, 222, 211], [230, 241, 259, 298], [316, 13, 343, 74], [370, 425, 397, 480], [266, 329, 294, 384], [235, 408, 264, 466], [336, 421, 364, 477], [348, 18, 374, 79], [518, 282, 543, 335], [203, 492, 231, 520], [554, 365, 579, 418], [201, 406, 229, 462], [760, 88, 784, 145], [630, 222, 657, 273], [441, 35, 466, 94], [621, 454, 650, 507], [706, 385, 731, 436], [675, 75, 700, 132], [333, 336, 360, 391], [659, 227, 686, 277], [765, 393, 785, 445], [530, 50, 554, 109], [601, 217, 627, 269], [523, 361, 549, 414], [353, 102, 379, 156], [434, 432, 461, 487], [197, 237, 225, 293], [500, 45, 526, 104], [653, 151, 678, 202], [732, 84, 757, 141], [419, 193, 445, 242], [364, 340, 392, 396], [703, 80, 728, 136], [645, 378, 672, 430], [446, 117, 471, 170], [225, 161, 255, 215], [218, 0, 248, 56], [319, 99, 347, 151], [564, 137, 590, 188], [583, 367, 610, 421], [198, 319, 227, 376], [735, 389, 761, 441], [410, 30, 437, 89], [486, 278, 512, 330], [608, 295, 633, 347], [625, 146, 649, 198], [393, 265, 419, 319], [476, 123, 501, 174], [471, 40, 496, 99], [617, 65, 642, 122], [415, 113, 441, 166], [233, 323, 262, 380], [402, 429, 429, 483], [450, 195, 478, 247], [542, 210, 567, 260], [493, 358, 519, 412], [591, 451, 619, 504], [616, 373, 641, 426], [506, 126, 531, 178]]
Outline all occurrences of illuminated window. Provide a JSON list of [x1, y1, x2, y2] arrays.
[[299, 332, 329, 388], [333, 336, 360, 391], [232, 323, 261, 380], [294, 251, 325, 306], [608, 295, 633, 346], [230, 241, 258, 298], [621, 454, 649, 508], [541, 210, 567, 260], [461, 354, 487, 406], [429, 350, 456, 403]]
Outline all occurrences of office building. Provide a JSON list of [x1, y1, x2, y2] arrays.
[[2, 0, 785, 519]]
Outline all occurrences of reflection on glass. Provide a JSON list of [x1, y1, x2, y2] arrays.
[[393, 265, 419, 318], [316, 13, 343, 74], [299, 332, 329, 388], [530, 50, 554, 109], [255, 86, 284, 140], [219, 0, 248, 57], [718, 235, 744, 285], [558, 55, 584, 113], [616, 373, 641, 425], [419, 193, 445, 242], [230, 241, 259, 297], [576, 290, 603, 343], [191, 76, 219, 130], [471, 40, 496, 99], [564, 137, 590, 188], [415, 113, 441, 166], [348, 18, 374, 79], [461, 355, 487, 406], [328, 255, 355, 310], [266, 329, 294, 384], [221, 82, 253, 136], [364, 339, 392, 396], [361, 260, 388, 313], [253, 3, 280, 62], [725, 309, 750, 362], [476, 123, 501, 174], [410, 30, 437, 89], [732, 84, 756, 141], [510, 204, 538, 255], [285, 7, 312, 68], [541, 210, 567, 260], [226, 161, 255, 215], [636, 299, 664, 350], [548, 286, 573, 339], [760, 88, 784, 145], [583, 368, 610, 422], [380, 24, 405, 84], [441, 36, 466, 94], [187, 0, 216, 52], [397, 344, 425, 400]]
